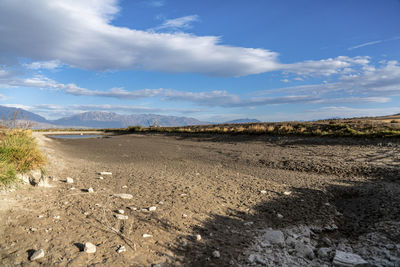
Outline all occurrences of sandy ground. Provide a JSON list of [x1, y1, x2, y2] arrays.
[[0, 132, 399, 266]]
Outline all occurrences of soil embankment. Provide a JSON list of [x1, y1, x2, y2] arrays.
[[0, 133, 399, 266]]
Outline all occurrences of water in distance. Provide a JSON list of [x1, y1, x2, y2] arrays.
[[48, 134, 102, 139]]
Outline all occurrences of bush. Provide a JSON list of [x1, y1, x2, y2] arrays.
[[0, 129, 45, 186]]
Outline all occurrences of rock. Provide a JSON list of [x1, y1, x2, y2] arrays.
[[260, 190, 267, 194], [87, 187, 94, 193], [30, 249, 44, 261], [113, 193, 133, 199], [143, 234, 153, 238], [196, 234, 202, 241], [70, 187, 76, 190], [99, 171, 112, 175], [116, 209, 124, 214], [122, 185, 127, 188], [16, 173, 30, 184], [116, 245, 126, 253], [277, 213, 284, 219], [98, 176, 104, 180], [84, 242, 96, 253], [261, 229, 285, 246], [318, 247, 332, 259], [333, 250, 368, 266], [322, 237, 333, 246], [127, 206, 137, 211], [37, 176, 52, 187], [149, 206, 157, 211], [182, 214, 188, 218], [28, 169, 42, 185], [114, 214, 128, 220], [212, 250, 220, 258], [283, 191, 292, 195], [158, 201, 164, 205], [295, 242, 315, 259], [66, 177, 74, 184]]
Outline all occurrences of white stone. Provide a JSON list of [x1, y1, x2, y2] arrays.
[[318, 247, 331, 259], [29, 169, 42, 184], [277, 213, 284, 219], [127, 206, 137, 211], [116, 209, 124, 214], [260, 190, 267, 194], [261, 229, 285, 246], [113, 193, 133, 199], [212, 250, 220, 258], [84, 242, 96, 253], [30, 249, 44, 261], [283, 191, 292, 195], [70, 187, 76, 190], [116, 245, 126, 253], [87, 187, 94, 193], [122, 185, 127, 188], [196, 234, 202, 241], [333, 251, 368, 266], [66, 177, 74, 184], [149, 206, 157, 211], [16, 173, 30, 184], [115, 214, 128, 220], [99, 172, 112, 175], [158, 201, 164, 205], [143, 234, 153, 238], [98, 176, 104, 180], [295, 242, 315, 259], [182, 214, 188, 218]]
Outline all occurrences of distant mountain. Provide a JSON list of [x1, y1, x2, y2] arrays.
[[0, 105, 48, 123], [224, 118, 261, 124], [53, 111, 207, 128]]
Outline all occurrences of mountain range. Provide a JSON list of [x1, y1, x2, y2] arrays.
[[0, 105, 260, 128]]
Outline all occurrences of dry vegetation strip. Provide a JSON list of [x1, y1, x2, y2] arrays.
[[108, 119, 400, 138]]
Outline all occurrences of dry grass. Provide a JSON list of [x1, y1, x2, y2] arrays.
[[0, 113, 46, 186], [109, 117, 400, 138]]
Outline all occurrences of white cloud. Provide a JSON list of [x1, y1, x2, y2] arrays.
[[154, 15, 199, 31], [0, 0, 280, 76], [348, 36, 400, 50], [281, 56, 370, 77], [0, 0, 371, 77], [24, 60, 62, 70], [0, 94, 6, 100]]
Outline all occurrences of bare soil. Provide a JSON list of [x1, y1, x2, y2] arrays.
[[0, 133, 399, 266]]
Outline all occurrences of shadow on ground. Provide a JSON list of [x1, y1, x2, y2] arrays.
[[158, 176, 400, 266]]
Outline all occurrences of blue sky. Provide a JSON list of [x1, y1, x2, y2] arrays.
[[0, 0, 399, 122]]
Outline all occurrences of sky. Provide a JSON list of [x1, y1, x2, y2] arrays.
[[0, 0, 399, 122]]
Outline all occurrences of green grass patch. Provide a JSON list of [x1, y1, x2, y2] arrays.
[[0, 130, 45, 186]]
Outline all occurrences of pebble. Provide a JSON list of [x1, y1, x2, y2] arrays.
[[283, 191, 292, 195], [98, 171, 112, 175], [333, 251, 368, 266], [70, 187, 76, 190], [115, 214, 128, 220], [116, 245, 126, 253], [158, 201, 164, 205], [196, 234, 202, 241], [113, 193, 133, 199], [212, 250, 220, 258], [182, 214, 188, 218], [277, 213, 284, 219], [30, 249, 45, 261], [127, 206, 137, 211], [149, 206, 157, 211], [295, 242, 315, 259], [122, 185, 127, 188], [66, 177, 74, 184], [38, 215, 44, 218], [98, 176, 104, 180], [84, 242, 96, 253], [260, 190, 267, 194], [318, 247, 332, 259], [88, 187, 94, 193], [261, 229, 285, 246], [116, 209, 125, 214], [143, 234, 153, 238]]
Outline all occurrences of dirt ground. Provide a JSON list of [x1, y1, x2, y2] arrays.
[[0, 132, 399, 266]]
